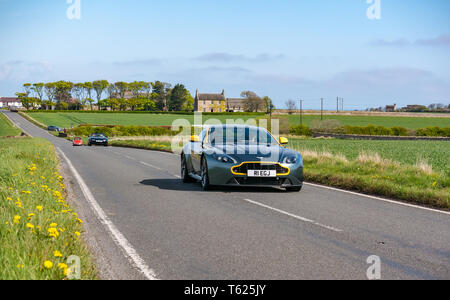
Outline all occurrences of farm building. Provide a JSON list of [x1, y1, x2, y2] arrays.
[[194, 90, 227, 113]]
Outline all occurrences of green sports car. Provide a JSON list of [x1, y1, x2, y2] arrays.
[[181, 124, 304, 191]]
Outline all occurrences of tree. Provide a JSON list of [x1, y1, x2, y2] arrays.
[[54, 81, 74, 104], [16, 92, 38, 110], [93, 80, 109, 103], [23, 83, 32, 97], [168, 84, 191, 111], [32, 83, 45, 102], [84, 82, 94, 110], [182, 91, 194, 112], [241, 91, 266, 112], [73, 83, 87, 110], [285, 99, 297, 115], [128, 81, 149, 99], [44, 82, 57, 108], [263, 96, 274, 116], [152, 81, 171, 111], [114, 82, 128, 99]]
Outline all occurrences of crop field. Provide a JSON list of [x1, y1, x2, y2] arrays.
[[289, 138, 450, 175], [25, 112, 450, 129], [0, 113, 21, 137]]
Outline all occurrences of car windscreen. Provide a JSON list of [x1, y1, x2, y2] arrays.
[[208, 127, 278, 146], [92, 134, 106, 138]]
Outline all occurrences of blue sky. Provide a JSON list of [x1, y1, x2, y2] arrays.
[[0, 0, 449, 109]]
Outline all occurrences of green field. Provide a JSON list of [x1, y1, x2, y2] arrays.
[[0, 138, 97, 279], [0, 113, 21, 137], [289, 138, 450, 175], [25, 112, 450, 129]]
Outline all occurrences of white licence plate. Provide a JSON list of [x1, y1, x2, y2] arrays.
[[247, 170, 277, 177]]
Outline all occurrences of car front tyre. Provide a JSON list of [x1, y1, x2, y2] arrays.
[[181, 154, 194, 183], [201, 156, 211, 191]]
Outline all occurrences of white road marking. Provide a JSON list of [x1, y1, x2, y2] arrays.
[[139, 161, 162, 170], [173, 175, 181, 179], [242, 198, 343, 233], [57, 147, 158, 280], [304, 182, 450, 216], [124, 155, 135, 160]]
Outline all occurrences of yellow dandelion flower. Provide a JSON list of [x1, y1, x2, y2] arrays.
[[13, 215, 21, 224], [58, 263, 68, 270], [54, 250, 63, 258], [26, 223, 34, 229], [36, 205, 43, 212], [6, 197, 13, 201], [44, 261, 53, 269], [50, 223, 57, 228], [28, 213, 35, 218], [74, 231, 81, 237]]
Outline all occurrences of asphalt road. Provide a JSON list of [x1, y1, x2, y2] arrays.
[[4, 111, 450, 280]]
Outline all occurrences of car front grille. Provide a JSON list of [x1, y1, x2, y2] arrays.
[[231, 162, 289, 175]]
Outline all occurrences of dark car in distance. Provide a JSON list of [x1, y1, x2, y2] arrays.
[[47, 126, 62, 132], [88, 133, 109, 146]]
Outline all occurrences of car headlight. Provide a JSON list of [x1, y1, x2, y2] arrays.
[[282, 155, 298, 164], [213, 153, 237, 164]]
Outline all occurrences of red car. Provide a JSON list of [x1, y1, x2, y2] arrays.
[[73, 137, 83, 146]]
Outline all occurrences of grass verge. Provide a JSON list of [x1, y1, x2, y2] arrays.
[[0, 137, 98, 279], [0, 113, 22, 137]]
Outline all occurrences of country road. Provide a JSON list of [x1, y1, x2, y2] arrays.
[[3, 111, 450, 280]]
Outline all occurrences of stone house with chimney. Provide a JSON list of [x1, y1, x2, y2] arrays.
[[194, 90, 227, 113]]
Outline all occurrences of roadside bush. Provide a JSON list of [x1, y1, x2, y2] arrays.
[[289, 125, 312, 136], [68, 125, 181, 137], [391, 126, 410, 136], [311, 120, 343, 134], [416, 127, 450, 137]]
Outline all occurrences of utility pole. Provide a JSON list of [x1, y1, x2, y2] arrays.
[[321, 98, 324, 121], [299, 99, 303, 126]]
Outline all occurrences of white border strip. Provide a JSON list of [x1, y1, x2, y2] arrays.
[[304, 182, 450, 216], [56, 147, 158, 280]]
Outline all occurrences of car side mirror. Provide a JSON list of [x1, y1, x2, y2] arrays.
[[279, 137, 289, 145], [190, 135, 200, 142]]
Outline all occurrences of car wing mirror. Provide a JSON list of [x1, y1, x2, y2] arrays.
[[279, 137, 289, 145]]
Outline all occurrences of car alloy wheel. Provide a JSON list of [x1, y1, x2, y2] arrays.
[[181, 155, 194, 183], [201, 157, 210, 191]]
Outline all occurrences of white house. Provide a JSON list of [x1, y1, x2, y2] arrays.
[[0, 97, 22, 109]]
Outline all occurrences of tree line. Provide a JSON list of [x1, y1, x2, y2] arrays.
[[15, 80, 194, 112], [15, 81, 275, 114]]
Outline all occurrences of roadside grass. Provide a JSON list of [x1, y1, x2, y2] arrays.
[[25, 112, 450, 129], [109, 139, 173, 152], [288, 138, 450, 175], [0, 138, 97, 280], [0, 113, 22, 137], [296, 148, 449, 208]]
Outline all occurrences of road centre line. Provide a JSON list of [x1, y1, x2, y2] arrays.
[[242, 198, 343, 233]]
